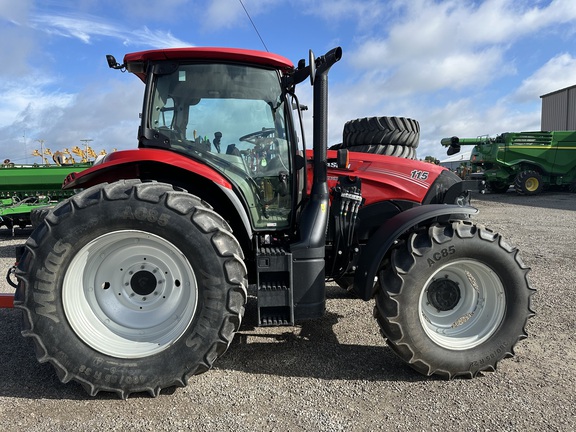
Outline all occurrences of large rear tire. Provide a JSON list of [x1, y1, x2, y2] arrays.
[[374, 221, 534, 378], [341, 116, 419, 158], [15, 180, 247, 398]]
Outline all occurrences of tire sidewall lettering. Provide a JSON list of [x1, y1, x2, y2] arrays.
[[32, 239, 72, 323], [122, 205, 170, 226], [427, 245, 456, 267], [469, 340, 508, 369]]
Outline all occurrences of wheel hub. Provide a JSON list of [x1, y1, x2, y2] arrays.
[[526, 177, 539, 191], [427, 278, 461, 311], [419, 259, 507, 350], [63, 230, 198, 358], [130, 270, 157, 296]]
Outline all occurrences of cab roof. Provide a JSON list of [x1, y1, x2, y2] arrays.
[[124, 47, 294, 82]]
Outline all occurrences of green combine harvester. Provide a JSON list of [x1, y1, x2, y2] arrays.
[[1, 162, 91, 233], [441, 131, 576, 195]]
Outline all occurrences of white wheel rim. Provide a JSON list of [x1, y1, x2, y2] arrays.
[[419, 259, 505, 350], [63, 230, 197, 358]]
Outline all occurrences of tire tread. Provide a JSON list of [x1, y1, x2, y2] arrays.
[[374, 221, 534, 378], [15, 180, 247, 398]]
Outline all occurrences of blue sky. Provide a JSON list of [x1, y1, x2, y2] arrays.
[[2, 0, 576, 164]]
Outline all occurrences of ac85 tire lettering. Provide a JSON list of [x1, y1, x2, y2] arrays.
[[427, 245, 455, 266], [122, 205, 170, 226]]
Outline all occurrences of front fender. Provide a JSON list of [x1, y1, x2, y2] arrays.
[[353, 204, 478, 301], [63, 148, 232, 190]]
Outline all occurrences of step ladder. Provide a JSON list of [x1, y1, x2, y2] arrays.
[[256, 245, 293, 326]]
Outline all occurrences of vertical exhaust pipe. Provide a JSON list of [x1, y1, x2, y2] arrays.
[[291, 47, 342, 321], [293, 47, 342, 251]]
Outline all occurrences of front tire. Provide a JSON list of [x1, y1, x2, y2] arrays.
[[15, 180, 247, 398], [374, 221, 534, 378]]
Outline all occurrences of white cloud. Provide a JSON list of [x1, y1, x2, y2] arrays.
[[2, 0, 575, 163], [30, 13, 191, 48], [381, 47, 508, 94], [130, 27, 191, 48], [0, 76, 74, 127], [346, 0, 576, 95], [297, 0, 576, 158], [419, 100, 541, 159], [0, 0, 31, 22], [514, 53, 576, 101], [0, 78, 142, 163], [0, 5, 192, 163]]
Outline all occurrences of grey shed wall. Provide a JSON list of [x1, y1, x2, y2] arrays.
[[541, 84, 576, 131]]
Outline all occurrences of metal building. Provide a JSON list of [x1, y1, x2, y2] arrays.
[[540, 84, 576, 131]]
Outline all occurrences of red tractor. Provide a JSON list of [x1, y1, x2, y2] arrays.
[[9, 47, 534, 398]]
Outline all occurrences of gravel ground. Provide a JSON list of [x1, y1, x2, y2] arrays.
[[0, 190, 574, 431]]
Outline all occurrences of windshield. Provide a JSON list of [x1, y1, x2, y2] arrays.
[[148, 62, 294, 229]]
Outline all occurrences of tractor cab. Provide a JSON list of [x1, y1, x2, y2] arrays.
[[130, 50, 301, 230]]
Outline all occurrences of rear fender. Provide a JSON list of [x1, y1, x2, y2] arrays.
[[353, 204, 478, 301]]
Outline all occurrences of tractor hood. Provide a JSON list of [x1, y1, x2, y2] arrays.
[[315, 150, 460, 205]]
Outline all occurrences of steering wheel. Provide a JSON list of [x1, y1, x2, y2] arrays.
[[239, 128, 276, 145]]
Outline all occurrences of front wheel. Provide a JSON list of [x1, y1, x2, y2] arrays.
[[514, 170, 543, 195], [16, 180, 247, 398], [374, 221, 534, 378]]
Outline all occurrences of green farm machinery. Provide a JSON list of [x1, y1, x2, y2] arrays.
[[442, 131, 576, 194], [1, 162, 92, 233]]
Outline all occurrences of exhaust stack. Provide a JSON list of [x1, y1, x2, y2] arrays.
[[291, 47, 342, 321], [293, 47, 342, 251]]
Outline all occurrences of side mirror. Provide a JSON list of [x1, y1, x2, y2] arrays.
[[309, 49, 316, 85], [106, 54, 124, 70]]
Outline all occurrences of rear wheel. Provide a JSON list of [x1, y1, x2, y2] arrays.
[[15, 180, 247, 398], [514, 170, 543, 195], [374, 221, 534, 378], [341, 116, 419, 158]]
